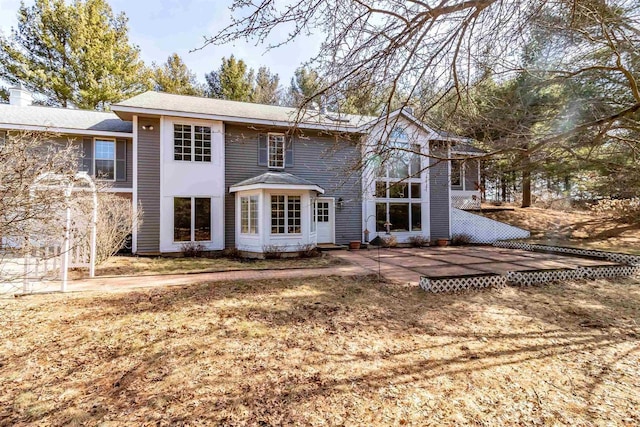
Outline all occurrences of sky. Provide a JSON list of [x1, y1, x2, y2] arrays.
[[0, 0, 323, 88]]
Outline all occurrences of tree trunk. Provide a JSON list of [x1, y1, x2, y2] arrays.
[[522, 169, 531, 208]]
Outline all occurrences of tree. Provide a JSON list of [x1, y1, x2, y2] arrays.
[[205, 0, 640, 196], [0, 86, 8, 103], [288, 67, 323, 107], [205, 55, 254, 101], [152, 53, 203, 96], [253, 66, 280, 105], [0, 0, 150, 110]]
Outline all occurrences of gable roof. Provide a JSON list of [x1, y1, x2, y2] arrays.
[[229, 171, 325, 194], [0, 103, 132, 136], [112, 91, 375, 132]]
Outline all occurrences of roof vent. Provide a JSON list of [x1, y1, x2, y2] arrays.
[[402, 106, 414, 116], [9, 84, 33, 107]]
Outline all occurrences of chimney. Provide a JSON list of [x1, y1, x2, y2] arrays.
[[9, 84, 33, 107]]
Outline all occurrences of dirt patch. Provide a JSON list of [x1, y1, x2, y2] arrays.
[[1, 276, 639, 425], [481, 207, 640, 254]]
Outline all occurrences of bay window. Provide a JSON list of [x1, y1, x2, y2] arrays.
[[271, 195, 301, 234], [240, 195, 259, 234]]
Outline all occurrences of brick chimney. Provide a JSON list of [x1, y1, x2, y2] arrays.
[[9, 84, 33, 107]]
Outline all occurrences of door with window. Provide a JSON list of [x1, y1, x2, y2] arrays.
[[316, 198, 334, 244]]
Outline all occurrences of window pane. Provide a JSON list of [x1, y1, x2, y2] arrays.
[[410, 144, 421, 177], [240, 197, 249, 234], [388, 155, 409, 179], [288, 196, 301, 234], [376, 203, 387, 232], [410, 183, 421, 199], [95, 140, 115, 179], [250, 195, 259, 234], [375, 181, 387, 198], [310, 199, 316, 233], [389, 203, 409, 232], [194, 126, 211, 162], [174, 124, 192, 161], [174, 197, 191, 242], [195, 198, 211, 241], [268, 134, 285, 168], [271, 195, 285, 234], [389, 182, 408, 198], [411, 203, 422, 231], [451, 160, 462, 187]]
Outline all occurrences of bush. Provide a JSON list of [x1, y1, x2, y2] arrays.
[[181, 242, 205, 257], [262, 244, 283, 259], [408, 235, 430, 248], [591, 197, 640, 222], [381, 235, 397, 248], [450, 233, 472, 246], [222, 247, 244, 260], [297, 243, 320, 258]]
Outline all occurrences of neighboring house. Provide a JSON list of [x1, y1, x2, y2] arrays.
[[1, 87, 525, 256]]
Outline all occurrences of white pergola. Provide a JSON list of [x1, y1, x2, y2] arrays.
[[29, 171, 97, 292]]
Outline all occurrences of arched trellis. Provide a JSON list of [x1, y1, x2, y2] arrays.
[[29, 171, 97, 292]]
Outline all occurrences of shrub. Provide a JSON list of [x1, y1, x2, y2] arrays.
[[381, 235, 397, 248], [222, 247, 244, 260], [590, 197, 640, 222], [262, 244, 283, 259], [181, 242, 205, 257], [408, 235, 430, 248], [297, 243, 320, 258], [450, 233, 472, 246]]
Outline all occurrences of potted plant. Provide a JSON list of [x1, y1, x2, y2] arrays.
[[436, 238, 449, 247], [349, 241, 361, 250]]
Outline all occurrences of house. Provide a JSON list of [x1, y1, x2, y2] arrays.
[[1, 87, 524, 257]]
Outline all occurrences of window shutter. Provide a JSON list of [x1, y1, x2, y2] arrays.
[[116, 139, 127, 181], [81, 138, 93, 175], [257, 133, 268, 166], [285, 136, 294, 167]]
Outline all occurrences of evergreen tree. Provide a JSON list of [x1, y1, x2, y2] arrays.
[[252, 66, 280, 105], [288, 67, 323, 107], [0, 0, 150, 110], [205, 55, 253, 101], [152, 53, 202, 96]]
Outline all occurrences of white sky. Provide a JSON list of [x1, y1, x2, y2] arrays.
[[0, 0, 323, 87]]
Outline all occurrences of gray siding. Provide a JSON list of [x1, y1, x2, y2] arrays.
[[464, 159, 479, 191], [225, 125, 362, 247], [137, 118, 160, 254], [429, 142, 450, 239]]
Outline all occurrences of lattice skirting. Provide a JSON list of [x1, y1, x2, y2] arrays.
[[493, 241, 640, 266], [421, 265, 640, 293], [420, 274, 507, 293]]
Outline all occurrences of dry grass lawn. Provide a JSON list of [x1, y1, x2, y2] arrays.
[[70, 254, 342, 279], [481, 207, 640, 255], [1, 275, 639, 425]]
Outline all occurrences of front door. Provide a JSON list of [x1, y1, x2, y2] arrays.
[[316, 198, 334, 244]]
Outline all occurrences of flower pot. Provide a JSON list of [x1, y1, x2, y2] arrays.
[[436, 238, 449, 247], [349, 241, 361, 250]]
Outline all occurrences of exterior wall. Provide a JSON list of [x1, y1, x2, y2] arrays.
[[136, 117, 161, 254], [158, 116, 225, 252], [362, 116, 431, 243], [429, 142, 451, 240], [225, 125, 362, 248]]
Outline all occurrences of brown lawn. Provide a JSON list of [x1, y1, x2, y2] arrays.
[[481, 207, 640, 255], [1, 275, 639, 425], [70, 254, 343, 279]]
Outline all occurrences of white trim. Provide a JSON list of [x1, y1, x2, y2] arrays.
[[111, 105, 359, 133], [267, 132, 286, 169], [132, 115, 138, 254], [229, 183, 325, 194], [93, 137, 117, 182], [447, 145, 452, 238], [159, 115, 165, 247], [0, 123, 132, 138], [104, 187, 133, 193], [316, 197, 336, 244], [451, 150, 484, 156]]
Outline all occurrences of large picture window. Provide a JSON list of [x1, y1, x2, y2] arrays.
[[94, 139, 115, 180], [174, 197, 211, 242], [268, 133, 285, 168], [271, 195, 301, 234], [174, 124, 212, 162], [240, 195, 259, 234]]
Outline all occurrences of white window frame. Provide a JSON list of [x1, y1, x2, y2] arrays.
[[268, 132, 285, 169], [173, 196, 212, 243], [173, 123, 212, 163], [94, 138, 116, 181], [240, 195, 259, 235], [270, 194, 301, 235], [451, 159, 464, 189]]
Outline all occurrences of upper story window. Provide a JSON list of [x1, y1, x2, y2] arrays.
[[268, 133, 285, 169], [174, 124, 211, 162], [95, 139, 115, 180]]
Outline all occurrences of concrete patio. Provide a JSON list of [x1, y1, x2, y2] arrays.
[[332, 246, 623, 286]]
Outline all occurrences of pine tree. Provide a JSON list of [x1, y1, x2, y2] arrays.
[[152, 53, 203, 96], [205, 55, 253, 102], [252, 66, 280, 105], [0, 0, 150, 110]]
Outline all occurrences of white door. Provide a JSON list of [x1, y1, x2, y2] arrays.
[[316, 199, 334, 244]]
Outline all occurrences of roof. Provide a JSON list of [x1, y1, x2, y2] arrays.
[[112, 91, 374, 131], [229, 171, 325, 194], [0, 103, 132, 135], [451, 141, 484, 154]]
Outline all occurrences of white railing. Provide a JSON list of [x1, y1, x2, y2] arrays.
[[451, 208, 530, 243], [451, 190, 481, 210]]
